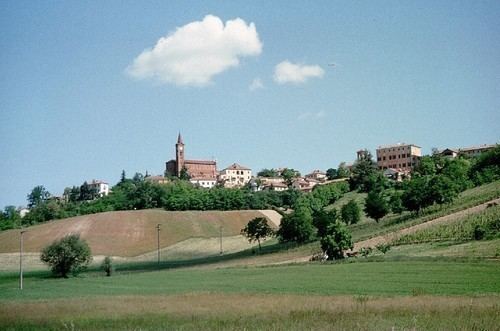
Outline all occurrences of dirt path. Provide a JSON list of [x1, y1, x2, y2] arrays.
[[277, 197, 500, 264]]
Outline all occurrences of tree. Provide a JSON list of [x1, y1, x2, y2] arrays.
[[241, 217, 275, 251], [341, 199, 361, 225], [40, 234, 92, 278], [27, 185, 50, 208], [120, 170, 127, 183], [401, 176, 433, 212], [257, 168, 279, 177], [179, 167, 191, 180], [277, 207, 315, 244], [320, 221, 353, 260], [101, 256, 114, 276], [313, 209, 338, 238], [326, 168, 338, 180], [389, 191, 404, 214], [337, 162, 350, 178], [349, 150, 379, 192], [80, 181, 98, 201], [364, 190, 389, 222], [0, 206, 21, 230]]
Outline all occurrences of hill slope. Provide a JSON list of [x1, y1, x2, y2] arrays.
[[0, 209, 281, 257]]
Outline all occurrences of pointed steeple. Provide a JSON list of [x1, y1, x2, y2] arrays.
[[177, 132, 183, 144]]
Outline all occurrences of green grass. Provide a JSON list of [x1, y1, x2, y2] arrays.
[[1, 260, 499, 301]]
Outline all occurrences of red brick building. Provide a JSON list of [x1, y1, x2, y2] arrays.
[[165, 134, 217, 179]]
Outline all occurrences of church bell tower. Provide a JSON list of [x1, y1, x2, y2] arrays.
[[175, 133, 185, 177]]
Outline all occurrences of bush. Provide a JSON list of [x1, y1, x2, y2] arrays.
[[473, 225, 486, 240], [375, 243, 391, 254], [277, 207, 315, 244], [320, 221, 353, 260], [40, 234, 92, 278], [102, 256, 114, 276], [341, 199, 361, 224], [359, 247, 373, 257]]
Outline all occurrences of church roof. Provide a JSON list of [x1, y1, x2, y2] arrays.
[[177, 132, 183, 144], [185, 159, 216, 165]]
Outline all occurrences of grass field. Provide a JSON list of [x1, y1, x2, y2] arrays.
[[0, 260, 499, 330], [1, 294, 498, 330]]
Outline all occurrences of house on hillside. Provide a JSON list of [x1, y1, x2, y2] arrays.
[[218, 163, 252, 188]]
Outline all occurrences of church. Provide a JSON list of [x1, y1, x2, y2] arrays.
[[165, 134, 217, 180]]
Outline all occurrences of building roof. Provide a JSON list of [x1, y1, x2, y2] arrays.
[[90, 179, 108, 185], [177, 132, 183, 144], [263, 182, 287, 188], [377, 143, 421, 149], [223, 163, 251, 171], [459, 144, 497, 152], [185, 159, 216, 165]]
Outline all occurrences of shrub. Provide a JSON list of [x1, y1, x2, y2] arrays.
[[473, 225, 486, 240], [40, 234, 92, 278], [320, 221, 353, 260], [375, 243, 391, 254], [341, 199, 361, 225], [102, 256, 114, 276], [359, 247, 373, 257]]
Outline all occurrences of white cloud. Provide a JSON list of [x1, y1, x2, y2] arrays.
[[249, 78, 264, 91], [126, 15, 263, 86], [273, 60, 324, 84], [297, 111, 326, 120]]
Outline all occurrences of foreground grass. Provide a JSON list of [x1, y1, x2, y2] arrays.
[[1, 260, 499, 301], [1, 293, 499, 331]]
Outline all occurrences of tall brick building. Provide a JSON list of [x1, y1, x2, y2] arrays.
[[376, 143, 421, 172], [165, 134, 217, 179]]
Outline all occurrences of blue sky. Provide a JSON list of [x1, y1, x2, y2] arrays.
[[1, 1, 499, 207]]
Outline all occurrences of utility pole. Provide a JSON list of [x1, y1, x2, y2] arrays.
[[19, 229, 26, 290], [156, 224, 161, 266], [219, 225, 223, 255]]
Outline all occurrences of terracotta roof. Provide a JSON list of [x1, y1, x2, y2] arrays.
[[223, 163, 251, 171], [185, 159, 216, 165], [190, 177, 217, 181], [459, 144, 496, 152], [377, 143, 421, 149]]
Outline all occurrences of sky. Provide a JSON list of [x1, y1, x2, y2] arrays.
[[1, 1, 499, 208]]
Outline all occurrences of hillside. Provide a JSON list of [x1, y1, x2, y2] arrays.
[[0, 209, 281, 257]]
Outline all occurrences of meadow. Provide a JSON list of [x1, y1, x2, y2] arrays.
[[1, 260, 499, 330]]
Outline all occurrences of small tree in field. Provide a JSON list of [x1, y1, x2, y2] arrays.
[[341, 199, 361, 225], [241, 217, 275, 251], [102, 256, 114, 276], [320, 221, 353, 260], [40, 234, 92, 278], [364, 190, 389, 222]]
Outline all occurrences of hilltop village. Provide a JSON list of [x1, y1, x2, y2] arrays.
[[63, 133, 497, 201]]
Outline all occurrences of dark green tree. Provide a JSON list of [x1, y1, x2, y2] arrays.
[[341, 199, 361, 224], [326, 168, 338, 180], [27, 185, 51, 208], [313, 209, 338, 238], [320, 221, 353, 260], [364, 190, 389, 222], [257, 168, 279, 177], [277, 207, 314, 244], [241, 217, 275, 251], [281, 168, 301, 187], [179, 167, 191, 180], [349, 150, 379, 192], [40, 234, 92, 278]]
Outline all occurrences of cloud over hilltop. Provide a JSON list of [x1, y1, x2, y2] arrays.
[[126, 15, 263, 87], [273, 61, 324, 84]]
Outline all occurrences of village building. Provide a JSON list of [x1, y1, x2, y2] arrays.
[[376, 143, 422, 172], [190, 177, 217, 189], [458, 144, 497, 158], [88, 180, 110, 197], [218, 163, 252, 188], [165, 133, 217, 180], [262, 182, 288, 191], [305, 170, 327, 182]]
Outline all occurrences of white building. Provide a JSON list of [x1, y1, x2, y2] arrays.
[[89, 180, 110, 197], [305, 170, 327, 182], [190, 177, 217, 189], [219, 163, 252, 188]]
